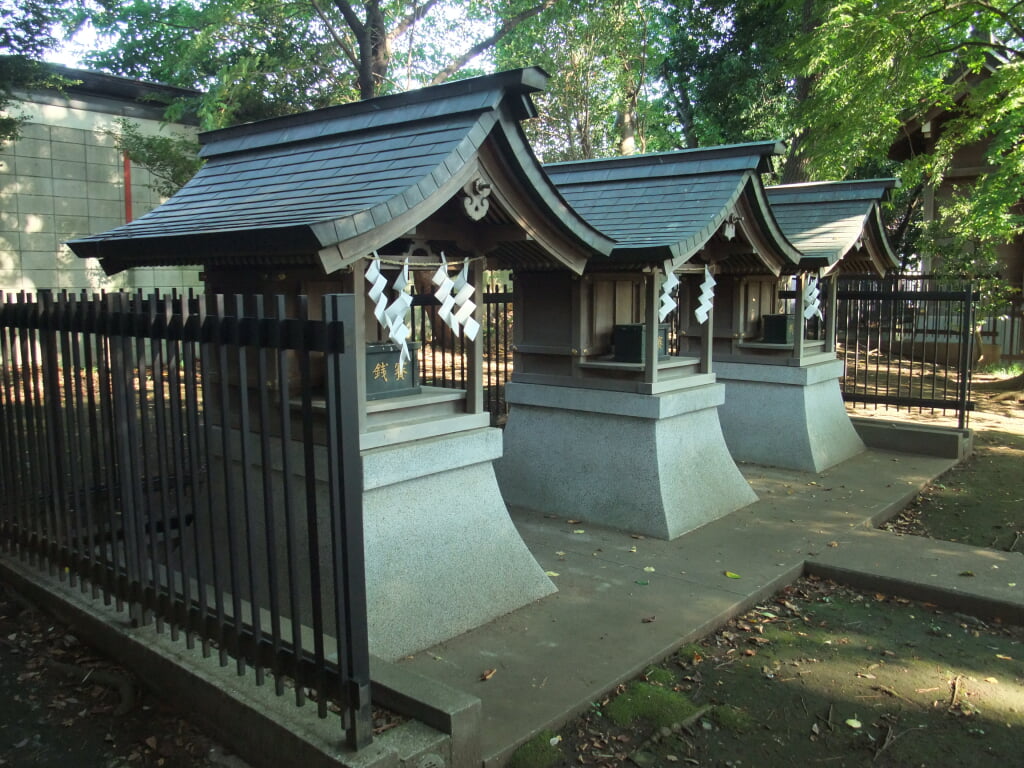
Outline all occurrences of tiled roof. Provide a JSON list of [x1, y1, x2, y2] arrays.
[[545, 142, 801, 268], [766, 179, 899, 273], [68, 68, 612, 273]]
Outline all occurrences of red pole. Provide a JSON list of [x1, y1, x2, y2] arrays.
[[122, 151, 133, 223]]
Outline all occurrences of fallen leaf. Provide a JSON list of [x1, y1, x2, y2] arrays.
[[573, 529, 585, 534], [567, 519, 581, 524], [145, 737, 158, 751], [724, 571, 741, 579], [996, 654, 1012, 660], [480, 668, 497, 681], [545, 571, 560, 577], [549, 735, 562, 746], [555, 551, 566, 557], [828, 541, 839, 548], [643, 566, 656, 573], [959, 571, 975, 577], [845, 718, 862, 729], [629, 545, 638, 553], [856, 672, 876, 679], [984, 677, 999, 684], [642, 616, 656, 623], [635, 580, 650, 586]]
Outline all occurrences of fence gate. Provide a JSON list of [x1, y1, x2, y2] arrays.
[[836, 275, 977, 428], [0, 290, 372, 750]]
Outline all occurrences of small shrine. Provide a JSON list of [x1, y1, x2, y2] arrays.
[[712, 179, 899, 471], [495, 143, 802, 539], [69, 68, 614, 659]]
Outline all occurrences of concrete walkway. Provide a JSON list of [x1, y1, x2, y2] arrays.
[[396, 448, 1024, 767]]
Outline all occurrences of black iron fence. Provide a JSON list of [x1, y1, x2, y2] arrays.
[[835, 275, 976, 428], [0, 290, 372, 750], [411, 284, 513, 419]]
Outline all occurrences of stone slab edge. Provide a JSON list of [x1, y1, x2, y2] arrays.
[[850, 417, 973, 460], [804, 562, 1024, 626], [482, 562, 809, 768], [0, 554, 451, 768], [371, 656, 482, 768]]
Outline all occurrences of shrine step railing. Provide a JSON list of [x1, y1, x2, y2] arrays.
[[835, 275, 977, 428], [0, 290, 372, 750]]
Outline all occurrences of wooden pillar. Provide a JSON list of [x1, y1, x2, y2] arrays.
[[701, 270, 714, 375], [644, 271, 659, 386], [824, 272, 838, 354], [350, 260, 368, 435], [466, 255, 484, 414], [793, 272, 806, 364]]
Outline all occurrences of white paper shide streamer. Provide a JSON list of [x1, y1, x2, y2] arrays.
[[659, 260, 679, 322], [432, 253, 480, 342], [364, 252, 413, 375], [694, 267, 716, 325], [803, 275, 823, 321]]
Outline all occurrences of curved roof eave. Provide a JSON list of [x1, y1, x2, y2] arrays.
[[739, 176, 804, 271], [315, 109, 614, 276], [766, 179, 899, 273]]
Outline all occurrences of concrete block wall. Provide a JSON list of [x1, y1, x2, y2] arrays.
[[0, 96, 202, 295]]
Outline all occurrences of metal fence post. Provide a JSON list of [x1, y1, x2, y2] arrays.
[[323, 293, 372, 750]]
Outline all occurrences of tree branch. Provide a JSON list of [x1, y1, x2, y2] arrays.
[[390, 0, 442, 42], [328, 0, 364, 36], [428, 0, 557, 85], [311, 0, 359, 69]]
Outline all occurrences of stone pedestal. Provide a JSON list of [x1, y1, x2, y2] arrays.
[[496, 382, 757, 540], [715, 358, 864, 472], [362, 428, 556, 659]]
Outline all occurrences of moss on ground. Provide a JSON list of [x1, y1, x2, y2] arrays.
[[643, 666, 675, 686], [506, 729, 562, 768], [605, 681, 700, 728]]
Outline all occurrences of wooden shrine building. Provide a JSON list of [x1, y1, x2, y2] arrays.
[[494, 143, 802, 539], [713, 179, 899, 471], [69, 67, 615, 659]]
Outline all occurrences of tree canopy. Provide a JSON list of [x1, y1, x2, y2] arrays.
[[0, 0, 63, 140], [5, 0, 1019, 296]]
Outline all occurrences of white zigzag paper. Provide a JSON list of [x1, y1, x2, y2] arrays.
[[803, 276, 823, 320], [695, 267, 716, 325]]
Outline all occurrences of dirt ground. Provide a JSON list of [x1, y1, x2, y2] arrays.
[[0, 588, 233, 768], [2, 380, 1021, 768]]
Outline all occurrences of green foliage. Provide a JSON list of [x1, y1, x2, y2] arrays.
[[506, 729, 562, 768], [605, 681, 700, 728], [799, 0, 1024, 291], [0, 0, 61, 141], [65, 0, 566, 129], [107, 118, 202, 197], [494, 0, 677, 161], [662, 0, 813, 149]]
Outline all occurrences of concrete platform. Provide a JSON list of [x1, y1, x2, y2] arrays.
[[5, 432, 1022, 768], [398, 446, 1024, 767]]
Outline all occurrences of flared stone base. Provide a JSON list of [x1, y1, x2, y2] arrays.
[[209, 426, 555, 661], [362, 428, 556, 659], [715, 358, 865, 472], [496, 382, 757, 540]]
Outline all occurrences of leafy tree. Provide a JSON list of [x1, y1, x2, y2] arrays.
[[106, 118, 202, 198], [67, 0, 562, 128], [799, 0, 1024, 304], [661, 1, 814, 152], [494, 0, 677, 161], [0, 0, 63, 141]]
